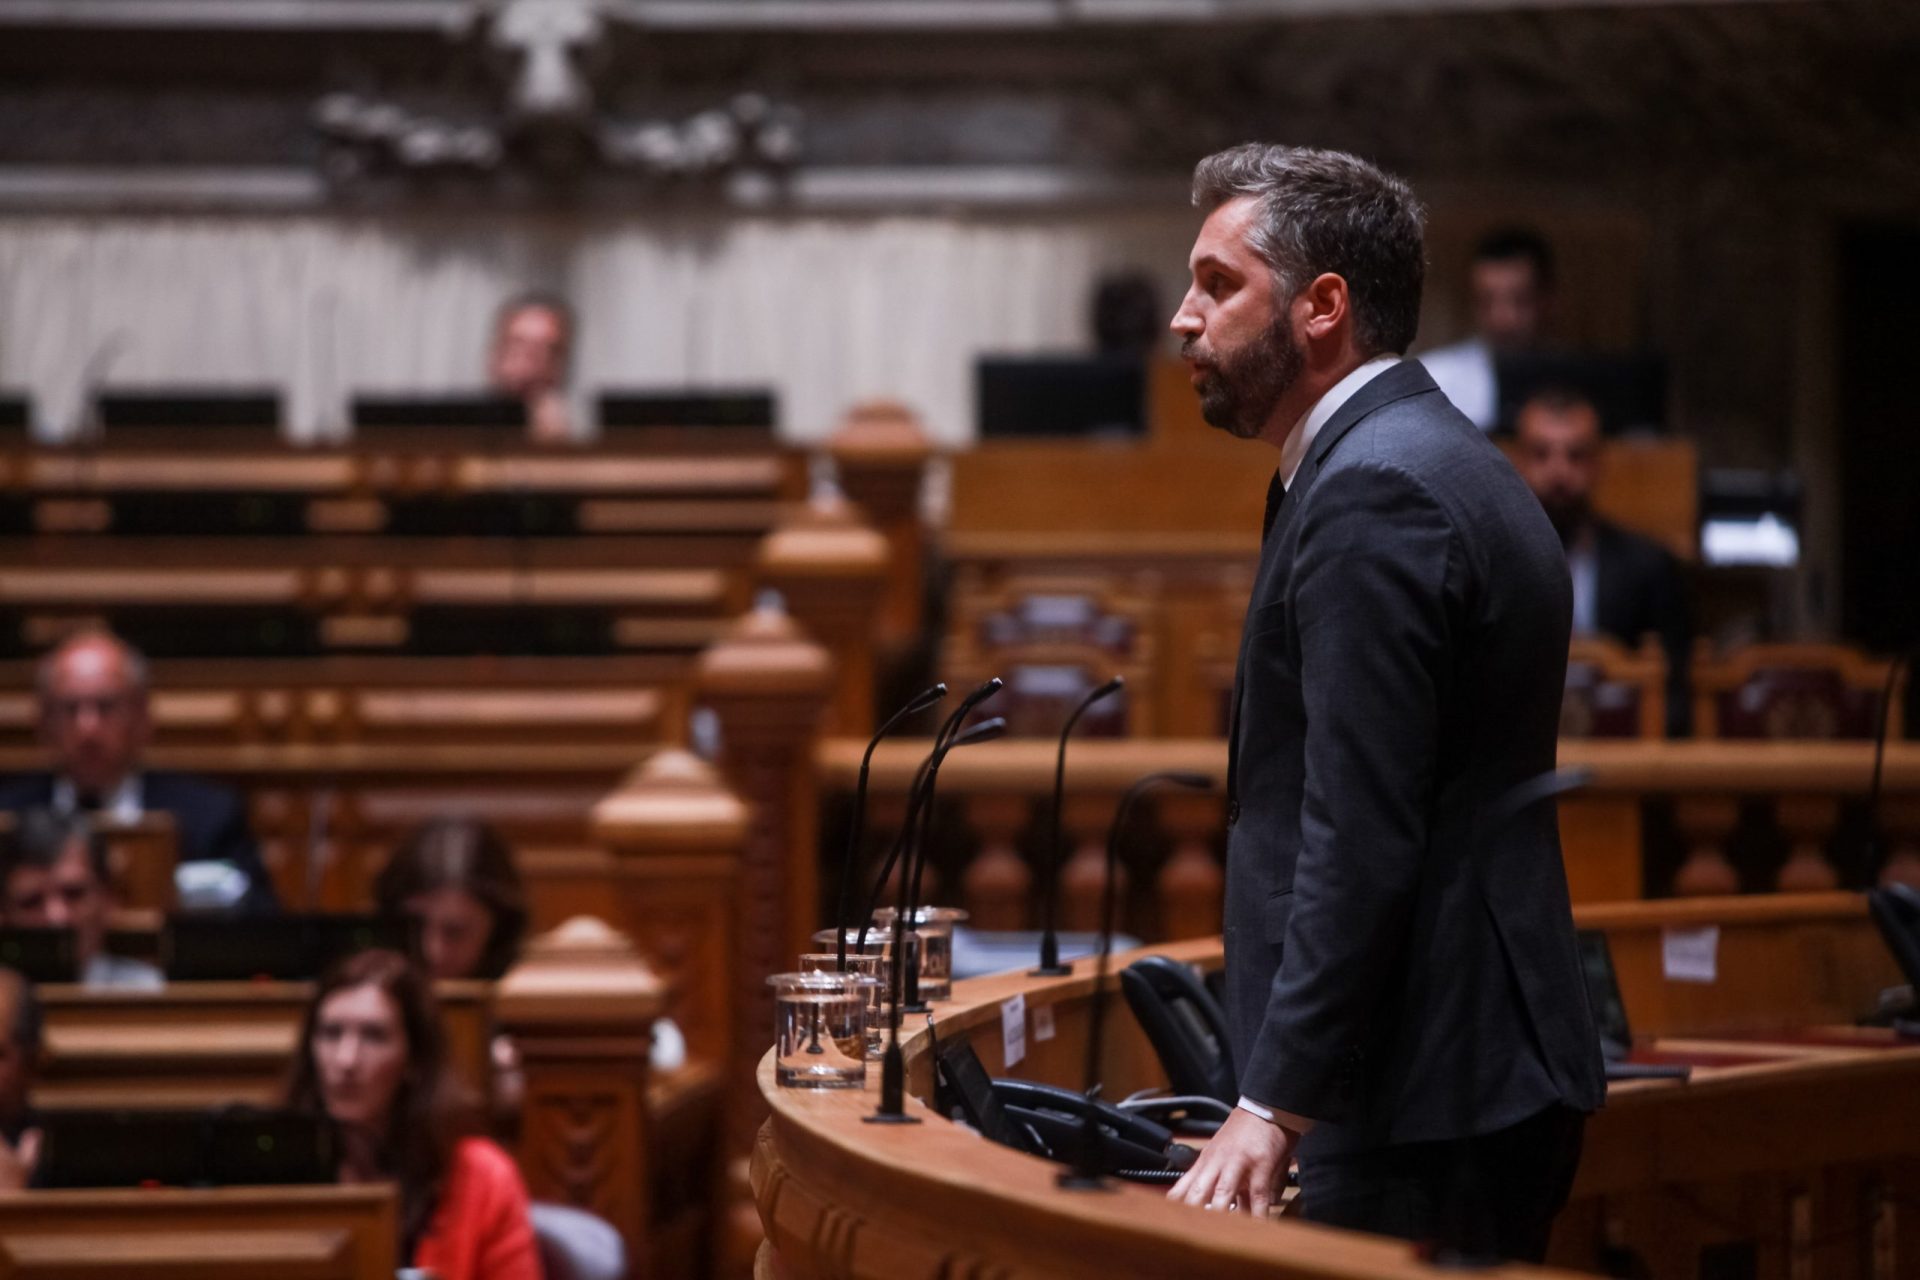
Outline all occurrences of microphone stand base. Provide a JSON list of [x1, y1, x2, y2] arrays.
[[1055, 1170, 1112, 1191], [1028, 964, 1072, 977], [901, 1001, 931, 1014], [862, 1111, 922, 1126]]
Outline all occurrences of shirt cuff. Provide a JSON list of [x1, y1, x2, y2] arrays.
[[1237, 1095, 1316, 1136]]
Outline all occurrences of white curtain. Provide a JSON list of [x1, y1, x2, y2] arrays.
[[0, 209, 1194, 445]]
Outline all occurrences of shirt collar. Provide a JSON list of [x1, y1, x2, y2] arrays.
[[51, 773, 143, 822], [1278, 354, 1401, 490]]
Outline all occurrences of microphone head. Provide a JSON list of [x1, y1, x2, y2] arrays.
[[963, 677, 1005, 707], [950, 716, 1007, 748], [1095, 675, 1125, 697], [907, 682, 948, 714]]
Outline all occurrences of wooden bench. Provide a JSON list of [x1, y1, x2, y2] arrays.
[[0, 1185, 398, 1280]]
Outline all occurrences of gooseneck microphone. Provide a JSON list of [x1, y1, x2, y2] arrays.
[[1060, 770, 1212, 1189], [1035, 676, 1125, 976], [899, 715, 1007, 1011], [865, 679, 1003, 1125], [836, 683, 947, 971]]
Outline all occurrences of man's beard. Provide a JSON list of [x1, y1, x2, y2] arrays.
[[1186, 311, 1303, 440]]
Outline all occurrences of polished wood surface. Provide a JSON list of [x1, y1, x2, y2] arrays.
[[33, 979, 491, 1111], [755, 910, 1920, 1280], [754, 938, 1563, 1280], [0, 1185, 397, 1280], [1574, 892, 1902, 1037]]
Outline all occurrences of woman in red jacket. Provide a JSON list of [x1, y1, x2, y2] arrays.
[[286, 948, 539, 1280]]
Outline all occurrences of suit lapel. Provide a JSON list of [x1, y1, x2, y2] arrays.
[[1287, 358, 1440, 508]]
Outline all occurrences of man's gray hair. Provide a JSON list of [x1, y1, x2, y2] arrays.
[[34, 629, 149, 700], [1191, 143, 1427, 358]]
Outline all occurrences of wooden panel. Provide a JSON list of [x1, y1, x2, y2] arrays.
[[0, 1186, 395, 1280], [34, 980, 491, 1111], [1573, 893, 1902, 1037]]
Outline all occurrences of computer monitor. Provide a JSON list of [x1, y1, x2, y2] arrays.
[[163, 912, 407, 982], [1495, 351, 1668, 435], [976, 354, 1147, 440], [37, 1109, 334, 1189], [0, 392, 30, 437], [0, 926, 81, 984], [597, 389, 777, 430], [351, 393, 528, 432], [96, 389, 282, 432]]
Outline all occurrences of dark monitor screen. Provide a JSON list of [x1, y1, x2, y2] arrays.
[[977, 354, 1147, 440], [597, 389, 776, 430], [0, 393, 30, 434], [932, 1033, 1037, 1154], [37, 1109, 334, 1189], [1577, 930, 1633, 1060], [163, 912, 407, 982], [1495, 352, 1668, 435], [351, 394, 528, 431], [0, 926, 81, 984], [96, 389, 282, 431]]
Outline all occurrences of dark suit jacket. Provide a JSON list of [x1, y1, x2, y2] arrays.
[[1591, 519, 1693, 737], [1224, 360, 1604, 1157], [0, 770, 278, 912]]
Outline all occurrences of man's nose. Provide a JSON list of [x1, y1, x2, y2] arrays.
[[45, 898, 71, 927], [1170, 289, 1202, 336]]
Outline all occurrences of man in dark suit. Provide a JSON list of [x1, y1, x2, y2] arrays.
[[0, 631, 276, 912], [1512, 387, 1693, 736], [1166, 144, 1603, 1262]]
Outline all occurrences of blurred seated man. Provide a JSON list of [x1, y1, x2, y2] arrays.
[[1512, 388, 1692, 735], [0, 631, 276, 911], [487, 291, 575, 446], [1, 810, 163, 990], [0, 967, 41, 1190], [1419, 226, 1555, 432]]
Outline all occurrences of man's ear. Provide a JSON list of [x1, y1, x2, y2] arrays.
[[1298, 272, 1351, 344]]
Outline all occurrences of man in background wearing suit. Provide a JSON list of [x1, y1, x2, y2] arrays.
[[1166, 144, 1603, 1262], [0, 631, 277, 912], [1513, 387, 1693, 736]]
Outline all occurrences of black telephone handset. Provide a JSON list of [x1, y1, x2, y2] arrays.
[[987, 1078, 1199, 1179], [1119, 955, 1238, 1134], [930, 1027, 1197, 1182]]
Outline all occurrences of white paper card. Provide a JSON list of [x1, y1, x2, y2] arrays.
[[1661, 925, 1720, 984], [1001, 993, 1027, 1068], [1032, 1002, 1056, 1042]]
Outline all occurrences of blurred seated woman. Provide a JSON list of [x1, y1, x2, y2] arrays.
[[286, 948, 538, 1280], [377, 816, 684, 1070]]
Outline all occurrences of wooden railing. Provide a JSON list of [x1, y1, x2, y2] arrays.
[[814, 738, 1920, 945]]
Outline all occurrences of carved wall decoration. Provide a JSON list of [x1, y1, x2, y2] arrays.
[[307, 0, 802, 186]]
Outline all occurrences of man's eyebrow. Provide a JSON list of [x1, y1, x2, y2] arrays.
[[1190, 253, 1238, 275]]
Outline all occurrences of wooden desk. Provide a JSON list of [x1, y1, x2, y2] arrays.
[[756, 931, 1920, 1280], [0, 1184, 396, 1280], [34, 980, 491, 1112]]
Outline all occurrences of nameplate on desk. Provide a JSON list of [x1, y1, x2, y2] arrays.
[[1662, 924, 1720, 984], [1001, 993, 1027, 1068]]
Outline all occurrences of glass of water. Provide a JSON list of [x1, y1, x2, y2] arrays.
[[871, 906, 967, 1002], [797, 951, 886, 1060], [767, 970, 867, 1088]]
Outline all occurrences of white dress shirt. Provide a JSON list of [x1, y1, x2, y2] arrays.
[[51, 774, 143, 822], [1239, 351, 1401, 1139], [1278, 354, 1403, 490], [1416, 337, 1498, 433]]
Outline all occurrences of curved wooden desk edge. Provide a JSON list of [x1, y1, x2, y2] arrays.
[[753, 938, 1576, 1280]]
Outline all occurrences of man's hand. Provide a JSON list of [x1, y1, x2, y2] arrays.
[[1167, 1107, 1296, 1216], [0, 1128, 40, 1192]]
